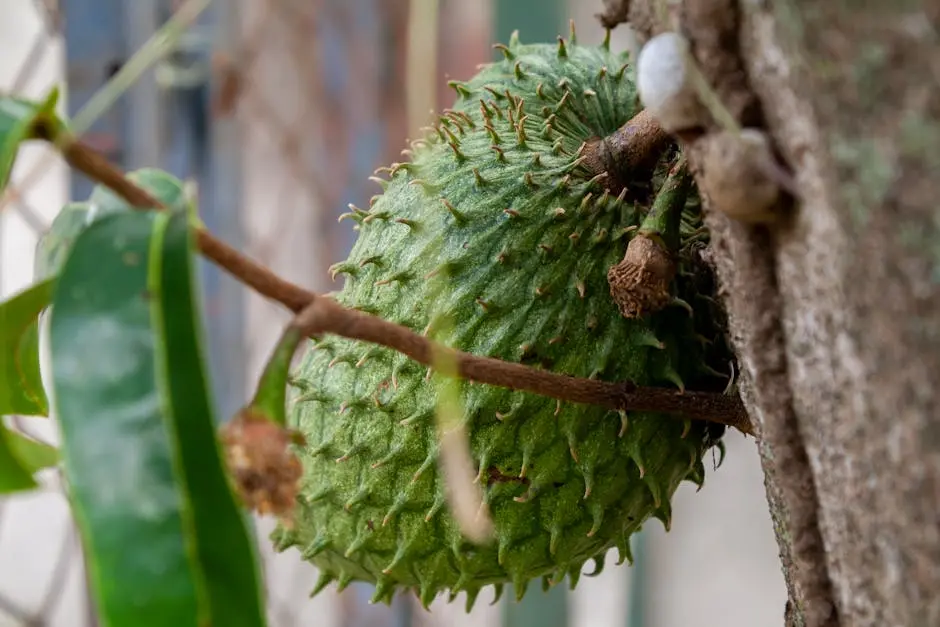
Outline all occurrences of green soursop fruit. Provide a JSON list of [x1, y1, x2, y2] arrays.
[[273, 29, 730, 610]]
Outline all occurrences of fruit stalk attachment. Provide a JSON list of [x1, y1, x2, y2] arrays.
[[219, 304, 322, 525], [582, 108, 672, 195]]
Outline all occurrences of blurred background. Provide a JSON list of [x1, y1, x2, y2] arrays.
[[0, 1, 786, 625]]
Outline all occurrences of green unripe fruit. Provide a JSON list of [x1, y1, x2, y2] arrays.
[[272, 30, 729, 611]]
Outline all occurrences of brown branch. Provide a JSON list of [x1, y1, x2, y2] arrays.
[[297, 296, 752, 433], [47, 129, 755, 437], [57, 135, 316, 313]]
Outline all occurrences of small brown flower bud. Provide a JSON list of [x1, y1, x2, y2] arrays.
[[219, 409, 305, 526], [608, 234, 676, 318]]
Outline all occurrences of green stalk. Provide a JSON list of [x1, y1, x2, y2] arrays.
[[220, 315, 307, 522], [637, 158, 692, 255], [247, 325, 305, 426], [607, 157, 692, 319]]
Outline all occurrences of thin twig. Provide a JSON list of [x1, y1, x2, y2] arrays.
[[297, 296, 752, 433], [52, 135, 315, 312], [43, 129, 755, 436]]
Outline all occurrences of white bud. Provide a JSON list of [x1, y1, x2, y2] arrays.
[[636, 32, 708, 133]]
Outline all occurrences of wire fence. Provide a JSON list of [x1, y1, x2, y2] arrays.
[[0, 3, 91, 626], [0, 1, 787, 626]]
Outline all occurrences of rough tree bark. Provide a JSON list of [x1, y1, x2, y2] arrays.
[[600, 1, 940, 626]]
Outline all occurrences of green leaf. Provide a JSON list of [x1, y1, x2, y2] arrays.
[[89, 167, 190, 214], [0, 88, 65, 189], [4, 426, 59, 474], [0, 425, 41, 493], [49, 210, 267, 626], [35, 169, 197, 282], [0, 278, 55, 416], [249, 326, 305, 426], [34, 201, 93, 281], [0, 418, 58, 496]]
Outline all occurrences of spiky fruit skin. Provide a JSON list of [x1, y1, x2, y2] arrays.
[[274, 34, 728, 610]]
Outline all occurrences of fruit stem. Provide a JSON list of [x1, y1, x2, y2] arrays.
[[596, 0, 630, 29], [221, 310, 318, 520], [582, 108, 672, 195], [247, 325, 305, 427], [45, 130, 756, 438], [638, 156, 692, 253]]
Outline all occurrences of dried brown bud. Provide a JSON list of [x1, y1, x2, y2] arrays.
[[595, 0, 630, 29], [607, 234, 676, 318], [219, 409, 305, 526]]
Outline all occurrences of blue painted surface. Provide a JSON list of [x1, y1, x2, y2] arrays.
[[627, 530, 648, 627], [63, 0, 245, 420], [63, 0, 127, 201]]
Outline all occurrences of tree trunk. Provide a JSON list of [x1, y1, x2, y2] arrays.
[[616, 1, 940, 626]]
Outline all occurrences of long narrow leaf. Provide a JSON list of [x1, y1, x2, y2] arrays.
[[156, 208, 267, 625], [34, 202, 94, 281], [50, 210, 266, 626], [0, 278, 55, 416], [0, 424, 59, 494]]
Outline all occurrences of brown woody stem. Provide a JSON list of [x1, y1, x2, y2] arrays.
[[56, 133, 316, 313], [581, 108, 673, 194], [297, 296, 751, 433], [47, 130, 755, 437]]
